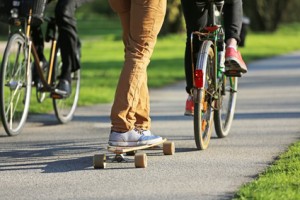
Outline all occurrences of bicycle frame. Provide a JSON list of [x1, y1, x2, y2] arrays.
[[8, 9, 59, 92], [30, 17, 59, 91], [190, 0, 225, 104]]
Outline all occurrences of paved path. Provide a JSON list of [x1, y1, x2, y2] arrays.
[[0, 52, 299, 200]]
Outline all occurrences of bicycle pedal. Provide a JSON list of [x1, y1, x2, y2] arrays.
[[224, 70, 242, 77], [51, 93, 64, 99]]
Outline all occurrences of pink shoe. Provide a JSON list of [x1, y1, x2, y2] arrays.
[[184, 95, 194, 116], [224, 47, 248, 76]]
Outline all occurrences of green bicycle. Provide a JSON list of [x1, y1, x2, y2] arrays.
[[191, 0, 238, 150]]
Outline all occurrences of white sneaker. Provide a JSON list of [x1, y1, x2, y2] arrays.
[[108, 129, 162, 147], [140, 129, 152, 136]]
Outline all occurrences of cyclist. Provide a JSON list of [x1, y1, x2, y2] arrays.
[[32, 0, 89, 97], [181, 0, 248, 116], [107, 0, 166, 147]]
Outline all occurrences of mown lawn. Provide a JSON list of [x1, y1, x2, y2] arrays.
[[234, 142, 300, 199]]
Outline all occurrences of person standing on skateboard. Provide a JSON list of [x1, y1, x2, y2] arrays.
[[107, 0, 166, 146]]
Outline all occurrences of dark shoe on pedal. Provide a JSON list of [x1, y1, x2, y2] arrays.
[[224, 70, 242, 77], [51, 79, 71, 99], [224, 47, 247, 77]]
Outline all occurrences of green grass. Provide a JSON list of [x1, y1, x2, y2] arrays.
[[239, 25, 300, 63], [234, 142, 300, 199]]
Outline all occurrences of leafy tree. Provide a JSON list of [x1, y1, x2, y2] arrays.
[[161, 0, 185, 34], [243, 0, 290, 31], [281, 0, 300, 22]]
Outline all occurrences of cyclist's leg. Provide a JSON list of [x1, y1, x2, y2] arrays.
[[31, 25, 48, 85], [224, 0, 243, 44], [181, 0, 207, 115], [31, 25, 46, 61], [223, 0, 247, 75], [55, 0, 81, 95]]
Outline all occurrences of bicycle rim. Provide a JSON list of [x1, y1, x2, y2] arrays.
[[36, 83, 46, 103], [53, 69, 80, 124], [35, 61, 49, 103], [193, 44, 214, 150], [0, 33, 32, 136], [214, 76, 238, 138]]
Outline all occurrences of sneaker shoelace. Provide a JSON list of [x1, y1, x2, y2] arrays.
[[135, 128, 151, 136]]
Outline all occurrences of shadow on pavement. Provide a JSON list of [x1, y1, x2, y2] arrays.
[[0, 139, 106, 173]]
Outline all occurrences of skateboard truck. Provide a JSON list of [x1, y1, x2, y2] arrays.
[[112, 154, 129, 163]]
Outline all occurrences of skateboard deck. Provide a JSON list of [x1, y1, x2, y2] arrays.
[[107, 138, 167, 154], [93, 138, 175, 169]]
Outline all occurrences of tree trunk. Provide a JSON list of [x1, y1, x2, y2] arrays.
[[243, 0, 290, 31], [161, 0, 184, 35]]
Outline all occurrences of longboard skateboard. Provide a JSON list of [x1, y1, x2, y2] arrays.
[[93, 138, 175, 169]]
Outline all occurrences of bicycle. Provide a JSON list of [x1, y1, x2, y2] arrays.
[[190, 0, 238, 150], [0, 0, 80, 136]]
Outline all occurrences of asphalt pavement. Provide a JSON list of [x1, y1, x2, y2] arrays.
[[0, 52, 299, 200]]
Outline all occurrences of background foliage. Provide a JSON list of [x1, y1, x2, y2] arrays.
[[1, 0, 300, 34], [79, 0, 300, 33]]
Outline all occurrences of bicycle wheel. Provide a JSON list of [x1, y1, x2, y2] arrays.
[[35, 62, 48, 103], [53, 49, 80, 124], [214, 76, 238, 138], [193, 41, 214, 150], [0, 33, 32, 136], [36, 82, 46, 103]]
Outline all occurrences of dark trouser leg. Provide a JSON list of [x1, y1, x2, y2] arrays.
[[181, 0, 207, 94], [223, 0, 243, 43], [55, 0, 80, 82], [31, 25, 45, 61]]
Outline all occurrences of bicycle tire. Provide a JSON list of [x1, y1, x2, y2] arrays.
[[35, 61, 48, 103], [36, 83, 46, 103], [0, 33, 32, 136], [214, 76, 238, 138], [53, 49, 80, 124], [193, 41, 214, 150]]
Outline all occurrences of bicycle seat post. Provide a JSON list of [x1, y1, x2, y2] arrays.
[[207, 1, 216, 27], [208, 1, 224, 26]]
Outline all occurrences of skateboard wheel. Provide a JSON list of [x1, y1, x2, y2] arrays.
[[135, 153, 147, 168], [163, 141, 175, 155], [93, 154, 106, 169]]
